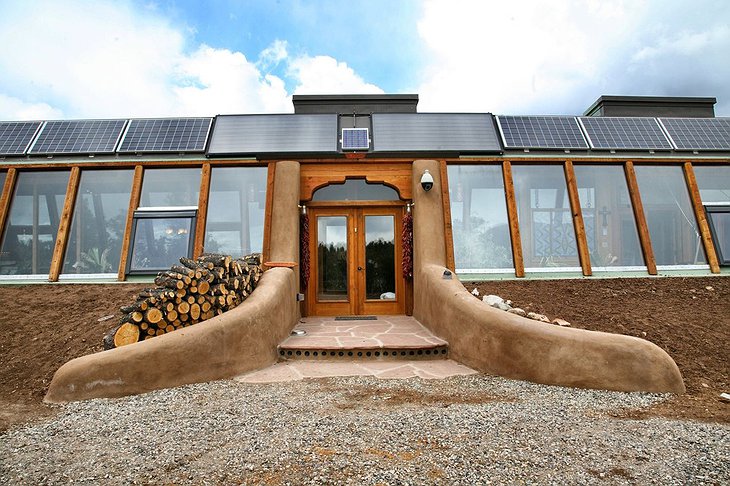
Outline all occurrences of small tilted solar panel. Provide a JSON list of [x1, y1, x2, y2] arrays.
[[658, 117, 730, 151], [28, 119, 126, 154], [341, 128, 369, 150], [578, 117, 673, 150], [118, 118, 213, 153], [0, 121, 42, 155], [496, 116, 588, 149]]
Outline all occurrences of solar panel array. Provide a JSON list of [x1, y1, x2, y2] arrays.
[[579, 117, 673, 150], [29, 120, 127, 155], [118, 118, 212, 153], [497, 116, 588, 149], [0, 121, 42, 155], [659, 117, 730, 151], [341, 128, 369, 150]]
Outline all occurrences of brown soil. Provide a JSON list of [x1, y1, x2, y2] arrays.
[[0, 276, 727, 431], [467, 276, 729, 424]]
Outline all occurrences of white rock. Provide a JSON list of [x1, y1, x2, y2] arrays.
[[507, 307, 527, 317], [527, 312, 551, 323], [495, 301, 513, 311], [471, 288, 480, 296], [482, 295, 504, 307], [720, 393, 730, 403], [552, 318, 571, 327]]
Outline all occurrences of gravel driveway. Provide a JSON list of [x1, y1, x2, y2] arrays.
[[1, 375, 728, 485]]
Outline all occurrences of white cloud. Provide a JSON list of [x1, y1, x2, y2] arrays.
[[289, 55, 384, 95], [0, 94, 62, 121]]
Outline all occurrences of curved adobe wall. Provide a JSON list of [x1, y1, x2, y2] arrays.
[[45, 161, 302, 403], [411, 159, 685, 393]]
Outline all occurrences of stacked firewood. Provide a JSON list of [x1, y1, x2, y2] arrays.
[[104, 253, 263, 350]]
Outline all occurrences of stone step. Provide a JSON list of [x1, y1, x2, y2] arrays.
[[277, 315, 449, 361]]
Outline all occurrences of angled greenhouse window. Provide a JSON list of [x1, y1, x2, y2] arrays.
[[0, 171, 70, 276], [61, 169, 134, 276], [447, 165, 513, 273], [694, 165, 730, 266]]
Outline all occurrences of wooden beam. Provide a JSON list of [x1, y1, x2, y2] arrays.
[[49, 167, 81, 281], [683, 162, 720, 273], [193, 163, 212, 259], [564, 160, 592, 276], [0, 168, 18, 247], [261, 162, 276, 264], [502, 161, 525, 277], [624, 161, 657, 275], [117, 166, 144, 281], [439, 160, 456, 271]]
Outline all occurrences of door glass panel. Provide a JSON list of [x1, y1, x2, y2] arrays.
[[365, 215, 395, 300], [317, 216, 348, 301]]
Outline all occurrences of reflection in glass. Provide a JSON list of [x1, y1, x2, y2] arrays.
[[205, 167, 267, 256], [365, 215, 395, 300], [511, 165, 579, 269], [312, 179, 399, 201], [693, 166, 730, 203], [139, 168, 200, 207], [635, 165, 706, 266], [62, 170, 134, 274], [0, 172, 5, 193], [317, 216, 348, 301], [447, 165, 513, 271], [707, 210, 730, 264], [0, 171, 70, 275], [129, 217, 194, 272], [573, 165, 644, 269]]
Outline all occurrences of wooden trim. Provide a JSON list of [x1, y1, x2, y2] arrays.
[[624, 161, 657, 275], [502, 161, 525, 277], [563, 161, 592, 276], [0, 168, 18, 247], [683, 162, 720, 273], [261, 162, 276, 264], [117, 166, 144, 281], [193, 162, 212, 258], [440, 160, 456, 271], [49, 167, 81, 281]]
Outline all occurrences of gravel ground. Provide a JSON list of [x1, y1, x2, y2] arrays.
[[1, 375, 728, 485]]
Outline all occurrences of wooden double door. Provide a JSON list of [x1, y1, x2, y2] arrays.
[[306, 204, 405, 316]]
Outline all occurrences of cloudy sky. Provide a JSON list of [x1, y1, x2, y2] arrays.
[[1, 0, 729, 120]]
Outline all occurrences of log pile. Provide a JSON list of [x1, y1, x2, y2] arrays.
[[104, 253, 263, 349]]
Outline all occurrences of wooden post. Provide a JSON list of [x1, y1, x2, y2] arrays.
[[118, 166, 144, 281], [0, 168, 17, 247], [49, 167, 81, 281], [564, 161, 592, 276], [262, 162, 276, 264], [502, 161, 525, 277], [683, 162, 720, 273], [439, 160, 456, 271], [193, 162, 212, 259], [624, 161, 657, 275]]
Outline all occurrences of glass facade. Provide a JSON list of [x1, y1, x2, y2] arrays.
[[128, 210, 196, 273], [573, 165, 645, 269], [511, 165, 580, 270], [693, 166, 730, 203], [447, 165, 513, 271], [62, 169, 134, 274], [139, 168, 201, 207], [0, 171, 70, 275], [204, 167, 267, 257], [634, 165, 706, 266]]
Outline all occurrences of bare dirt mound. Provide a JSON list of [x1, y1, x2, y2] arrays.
[[467, 276, 729, 423]]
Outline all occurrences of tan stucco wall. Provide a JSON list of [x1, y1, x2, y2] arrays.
[[411, 159, 685, 393], [45, 160, 303, 403]]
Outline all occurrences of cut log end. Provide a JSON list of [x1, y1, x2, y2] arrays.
[[114, 323, 140, 348]]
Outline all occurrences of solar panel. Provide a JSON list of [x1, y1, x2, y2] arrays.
[[28, 119, 126, 155], [341, 128, 369, 150], [0, 121, 42, 155], [496, 116, 588, 149], [118, 118, 213, 153], [658, 117, 730, 151], [578, 117, 673, 150]]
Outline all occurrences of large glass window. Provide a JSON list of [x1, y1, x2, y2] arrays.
[[512, 165, 579, 270], [447, 165, 513, 272], [62, 170, 134, 275], [573, 165, 645, 269], [693, 166, 730, 204], [634, 165, 706, 267], [128, 209, 196, 273], [139, 168, 200, 207], [204, 167, 267, 256], [0, 171, 70, 275]]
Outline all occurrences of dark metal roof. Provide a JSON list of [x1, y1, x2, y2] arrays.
[[206, 114, 338, 156]]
